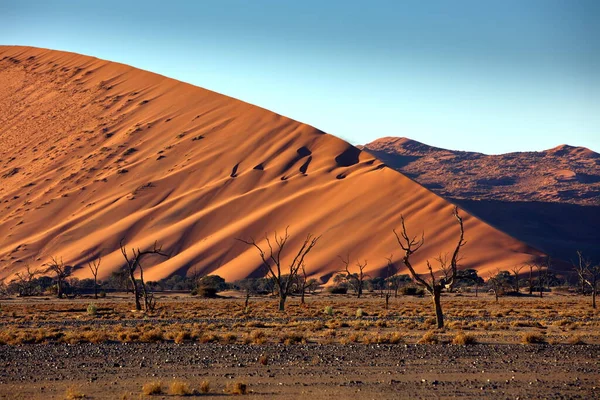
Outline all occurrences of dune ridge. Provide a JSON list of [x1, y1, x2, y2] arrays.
[[0, 46, 543, 283]]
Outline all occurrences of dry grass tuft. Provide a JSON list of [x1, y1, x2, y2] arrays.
[[227, 381, 248, 395], [168, 380, 191, 395], [452, 331, 477, 345], [65, 386, 86, 399], [417, 330, 438, 344], [199, 380, 210, 394], [521, 332, 546, 344], [142, 381, 163, 395]]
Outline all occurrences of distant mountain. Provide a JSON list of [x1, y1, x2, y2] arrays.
[[361, 137, 600, 206], [361, 137, 600, 262]]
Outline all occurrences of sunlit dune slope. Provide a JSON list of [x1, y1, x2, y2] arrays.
[[0, 46, 543, 283]]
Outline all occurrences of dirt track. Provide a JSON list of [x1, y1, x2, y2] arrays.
[[1, 343, 599, 399]]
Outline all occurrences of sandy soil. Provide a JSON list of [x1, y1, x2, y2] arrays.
[[0, 343, 598, 399]]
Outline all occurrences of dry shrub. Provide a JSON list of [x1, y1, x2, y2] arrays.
[[281, 332, 304, 345], [452, 331, 477, 345], [82, 330, 109, 344], [174, 331, 191, 344], [199, 380, 210, 393], [199, 333, 220, 343], [65, 386, 86, 399], [142, 381, 163, 395], [521, 332, 546, 344], [259, 354, 269, 365], [250, 330, 266, 344], [140, 329, 163, 343], [168, 380, 191, 395], [417, 330, 438, 344], [221, 333, 237, 344], [227, 381, 248, 395]]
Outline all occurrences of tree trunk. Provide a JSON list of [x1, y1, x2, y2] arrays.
[[529, 267, 533, 295], [357, 284, 362, 299], [245, 290, 250, 309], [494, 289, 499, 303], [301, 285, 306, 305], [56, 279, 63, 299], [432, 289, 444, 329], [129, 273, 142, 311], [475, 284, 478, 297], [93, 277, 98, 299], [385, 293, 390, 310], [593, 288, 597, 309], [278, 295, 286, 312]]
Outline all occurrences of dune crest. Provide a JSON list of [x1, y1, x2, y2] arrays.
[[0, 46, 542, 282]]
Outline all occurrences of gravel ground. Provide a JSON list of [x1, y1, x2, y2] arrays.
[[0, 343, 599, 399]]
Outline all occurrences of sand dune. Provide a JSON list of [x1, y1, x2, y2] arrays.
[[0, 46, 543, 283]]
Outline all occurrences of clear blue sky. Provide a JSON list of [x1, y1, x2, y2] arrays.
[[1, 0, 598, 154]]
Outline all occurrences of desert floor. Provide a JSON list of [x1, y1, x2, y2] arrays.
[[0, 292, 599, 398]]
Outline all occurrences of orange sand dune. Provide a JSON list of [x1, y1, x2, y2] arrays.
[[0, 46, 543, 283]]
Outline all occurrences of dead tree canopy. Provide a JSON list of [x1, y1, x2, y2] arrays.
[[44, 257, 72, 299], [119, 240, 169, 312], [339, 254, 370, 298], [237, 227, 320, 312], [574, 251, 599, 309], [394, 206, 466, 329]]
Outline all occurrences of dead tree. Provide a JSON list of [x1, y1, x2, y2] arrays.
[[238, 228, 320, 312], [394, 206, 466, 329], [339, 254, 369, 298], [510, 265, 525, 294], [383, 255, 399, 309], [528, 263, 535, 295], [87, 256, 101, 299], [11, 265, 42, 296], [119, 240, 169, 311], [533, 257, 551, 298], [44, 257, 72, 299], [487, 269, 507, 303], [574, 251, 599, 309]]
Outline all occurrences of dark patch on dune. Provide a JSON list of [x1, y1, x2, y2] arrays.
[[282, 146, 313, 171], [230, 163, 239, 178], [299, 156, 312, 174], [335, 146, 361, 167], [253, 163, 264, 171], [336, 173, 346, 180]]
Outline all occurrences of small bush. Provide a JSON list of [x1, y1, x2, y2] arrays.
[[328, 286, 347, 294], [324, 306, 334, 316], [259, 354, 268, 365], [521, 332, 546, 344], [98, 291, 106, 298], [227, 382, 248, 395], [452, 331, 477, 345], [356, 308, 364, 318], [168, 380, 191, 395], [86, 303, 97, 316], [401, 286, 425, 296], [142, 381, 163, 395], [199, 380, 210, 393], [197, 287, 218, 298], [417, 330, 438, 344]]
